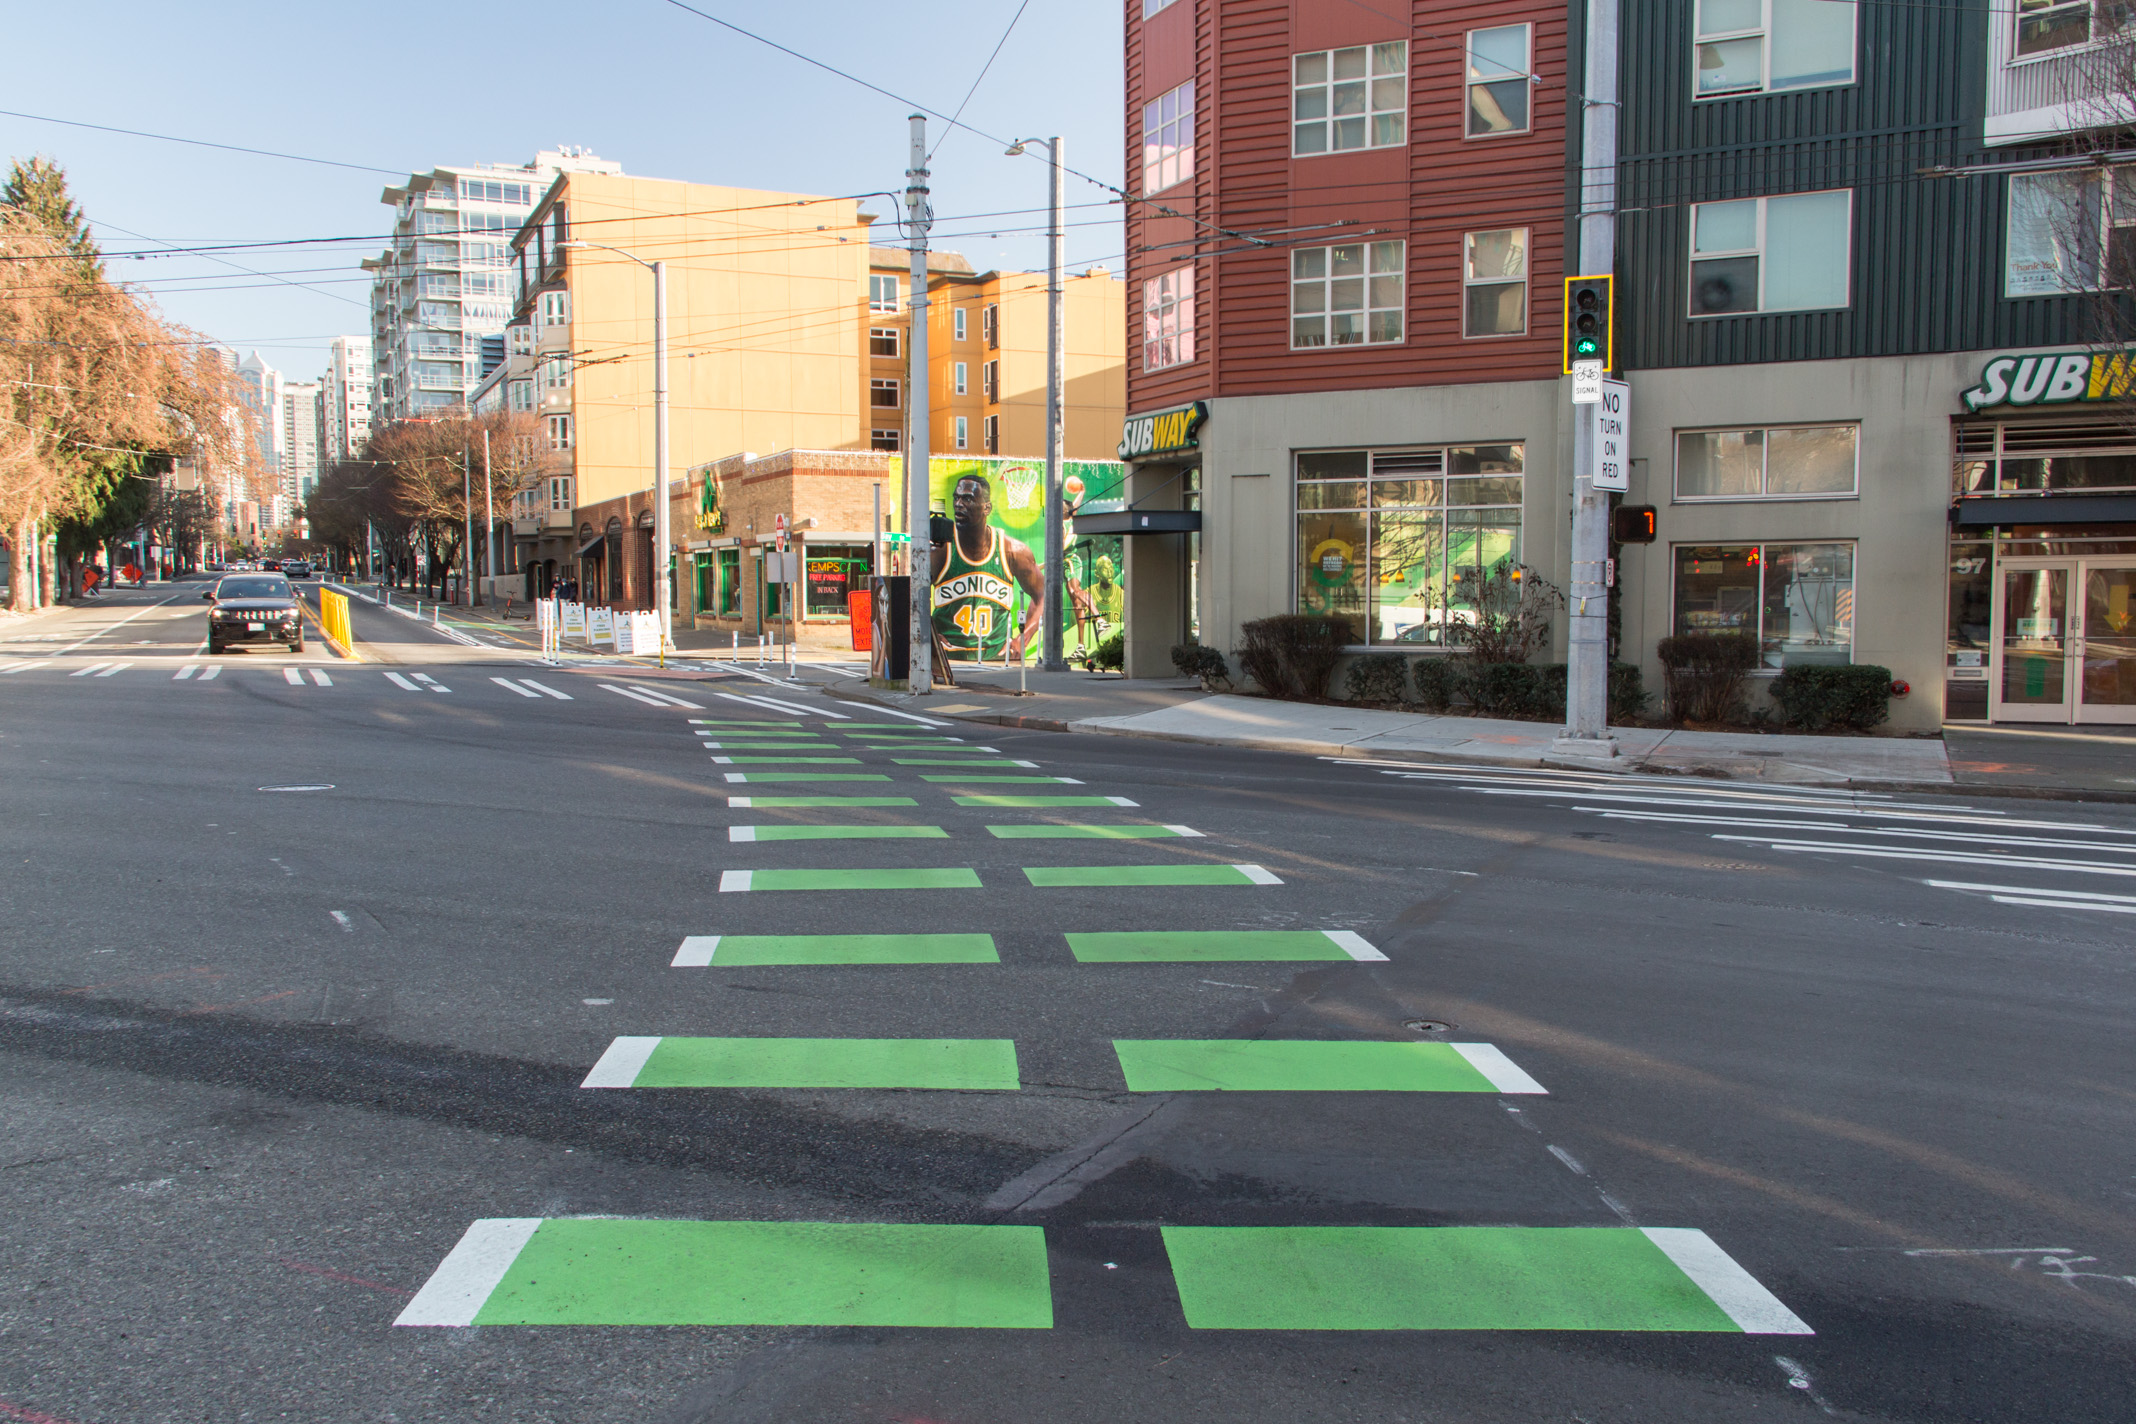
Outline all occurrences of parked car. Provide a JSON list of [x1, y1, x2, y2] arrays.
[[203, 574, 304, 654], [280, 559, 313, 579]]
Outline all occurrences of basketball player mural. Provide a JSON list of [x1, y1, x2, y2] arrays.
[[931, 473, 1046, 661]]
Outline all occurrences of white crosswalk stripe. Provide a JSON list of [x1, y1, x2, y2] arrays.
[[92, 662, 130, 677], [492, 677, 541, 698], [1347, 759, 2136, 918]]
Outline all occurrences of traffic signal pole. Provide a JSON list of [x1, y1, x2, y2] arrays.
[[1557, 0, 1621, 757]]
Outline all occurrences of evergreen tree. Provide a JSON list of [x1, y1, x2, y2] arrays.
[[3, 155, 101, 283]]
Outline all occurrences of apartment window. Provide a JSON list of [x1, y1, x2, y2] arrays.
[[870, 326, 899, 358], [953, 307, 968, 341], [983, 360, 999, 402], [2014, 0, 2116, 57], [1292, 241, 1405, 348], [1690, 191, 1851, 315], [954, 361, 968, 395], [982, 415, 1000, 453], [1463, 229, 1528, 337], [1143, 80, 1196, 194], [983, 304, 999, 348], [870, 429, 900, 452], [869, 275, 900, 312], [508, 380, 534, 412], [2007, 166, 2136, 295], [542, 354, 572, 389], [548, 476, 573, 511], [508, 325, 532, 355], [1293, 43, 1407, 155], [1696, 0, 1857, 97], [540, 291, 568, 326], [1676, 425, 1860, 500], [871, 378, 900, 408], [1295, 446, 1525, 646], [1466, 26, 1532, 136], [1143, 0, 1179, 15], [955, 416, 970, 450], [1144, 266, 1196, 370], [1674, 542, 1855, 666], [546, 414, 572, 450]]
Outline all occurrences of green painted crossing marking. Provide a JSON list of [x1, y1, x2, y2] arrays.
[[1024, 864, 1280, 887], [923, 774, 1080, 784], [397, 1219, 1053, 1328], [1112, 1040, 1544, 1092], [730, 824, 947, 842], [720, 867, 982, 891], [954, 795, 1139, 808], [728, 795, 918, 807], [711, 756, 862, 764], [1066, 930, 1383, 961], [690, 719, 808, 727], [841, 722, 951, 729], [698, 739, 840, 747], [584, 1036, 1019, 1089], [988, 824, 1200, 840], [672, 933, 998, 966], [1159, 1226, 1809, 1333], [893, 758, 1031, 767], [724, 772, 893, 783]]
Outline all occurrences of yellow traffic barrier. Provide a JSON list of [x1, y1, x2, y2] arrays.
[[319, 587, 357, 658]]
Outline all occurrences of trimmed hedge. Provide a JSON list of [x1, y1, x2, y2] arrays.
[[1170, 640, 1231, 688], [1090, 629, 1124, 672], [1344, 653, 1409, 703], [1656, 633, 1760, 723], [1769, 664, 1892, 731], [1239, 614, 1352, 699], [1412, 656, 1458, 712], [1398, 658, 1651, 722]]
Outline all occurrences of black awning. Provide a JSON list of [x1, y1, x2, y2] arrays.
[[1954, 494, 2136, 527], [575, 532, 606, 557], [1074, 509, 1202, 536]]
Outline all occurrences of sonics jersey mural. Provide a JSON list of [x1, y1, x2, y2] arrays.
[[887, 455, 1128, 663]]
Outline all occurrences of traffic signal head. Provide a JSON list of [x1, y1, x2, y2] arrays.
[[1563, 274, 1615, 372], [1611, 504, 1657, 545]]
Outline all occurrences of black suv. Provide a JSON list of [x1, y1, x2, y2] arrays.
[[204, 574, 304, 654]]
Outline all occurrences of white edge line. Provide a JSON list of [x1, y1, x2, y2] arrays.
[[393, 1218, 544, 1327], [728, 796, 753, 807], [1449, 1042, 1547, 1094], [740, 692, 849, 719], [1923, 878, 2136, 904], [1107, 796, 1139, 807], [1164, 824, 1206, 837], [728, 826, 757, 842], [711, 756, 734, 764], [1013, 759, 1039, 767], [1322, 930, 1387, 962], [1641, 1227, 1814, 1335], [848, 703, 947, 726], [580, 1036, 662, 1088], [1055, 777, 1084, 785], [724, 773, 748, 783], [1235, 864, 1283, 885], [672, 935, 721, 967], [719, 870, 752, 892], [1992, 895, 2136, 913]]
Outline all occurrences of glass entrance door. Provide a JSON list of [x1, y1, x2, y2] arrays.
[[1991, 562, 2072, 722], [2077, 562, 2136, 724]]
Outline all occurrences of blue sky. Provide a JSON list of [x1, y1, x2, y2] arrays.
[[0, 0, 1126, 381]]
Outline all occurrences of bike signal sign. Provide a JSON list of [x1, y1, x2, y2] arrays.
[[1586, 379, 1630, 492]]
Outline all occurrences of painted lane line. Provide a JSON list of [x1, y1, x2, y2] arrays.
[[922, 774, 1083, 784], [393, 1218, 544, 1327], [413, 673, 451, 693], [173, 664, 197, 680], [709, 756, 862, 765], [729, 826, 756, 842], [844, 705, 949, 726], [1715, 837, 2136, 880], [284, 667, 304, 684], [492, 677, 541, 698], [723, 772, 893, 783], [1449, 1042, 1548, 1094], [690, 718, 808, 726], [892, 758, 1032, 767], [310, 668, 331, 686], [92, 661, 131, 677], [727, 795, 918, 807], [952, 795, 1140, 808], [0, 659, 36, 673], [729, 824, 946, 842], [1922, 879, 2136, 904], [1113, 1040, 1534, 1093], [1237, 864, 1283, 885], [718, 690, 850, 719], [722, 867, 984, 891], [985, 824, 1200, 840], [69, 662, 109, 677], [48, 585, 193, 657], [1595, 809, 2136, 856], [520, 679, 573, 699], [329, 911, 353, 932], [1992, 895, 2136, 913], [620, 682, 705, 709], [671, 933, 998, 967], [1066, 930, 1381, 963], [581, 1036, 662, 1088], [720, 870, 753, 892], [1640, 1228, 1814, 1334], [399, 1219, 1050, 1328], [1023, 864, 1281, 888], [198, 664, 220, 681], [383, 671, 419, 691], [602, 683, 671, 706], [1165, 824, 1206, 837]]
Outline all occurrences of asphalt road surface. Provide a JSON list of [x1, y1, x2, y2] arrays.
[[1, 578, 2131, 1424]]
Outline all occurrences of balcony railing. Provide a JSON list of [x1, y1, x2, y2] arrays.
[[1986, 25, 2136, 144]]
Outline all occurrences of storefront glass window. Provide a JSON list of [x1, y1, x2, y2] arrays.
[[1953, 419, 2136, 494], [1297, 445, 1523, 645], [804, 545, 870, 617], [717, 548, 740, 614], [1673, 541, 1855, 667], [1946, 539, 1992, 719]]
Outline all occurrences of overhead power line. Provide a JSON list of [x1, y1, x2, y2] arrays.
[[0, 108, 403, 176]]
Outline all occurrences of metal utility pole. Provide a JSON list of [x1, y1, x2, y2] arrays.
[[483, 427, 496, 604], [1557, 0, 1620, 757], [463, 445, 475, 606], [906, 114, 934, 694], [1008, 135, 1069, 671], [652, 257, 672, 653]]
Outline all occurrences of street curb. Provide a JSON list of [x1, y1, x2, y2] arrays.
[[820, 679, 2136, 805]]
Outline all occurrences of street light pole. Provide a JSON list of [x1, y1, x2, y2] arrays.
[[906, 114, 934, 695], [483, 427, 496, 605], [1009, 136, 1068, 672]]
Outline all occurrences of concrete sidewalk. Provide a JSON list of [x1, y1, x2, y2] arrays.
[[816, 664, 2136, 800]]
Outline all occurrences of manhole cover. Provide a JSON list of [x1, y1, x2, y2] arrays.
[[1404, 1019, 1455, 1034]]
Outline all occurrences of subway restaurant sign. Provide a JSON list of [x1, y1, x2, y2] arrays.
[[1118, 401, 1207, 459], [1961, 349, 2136, 412]]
